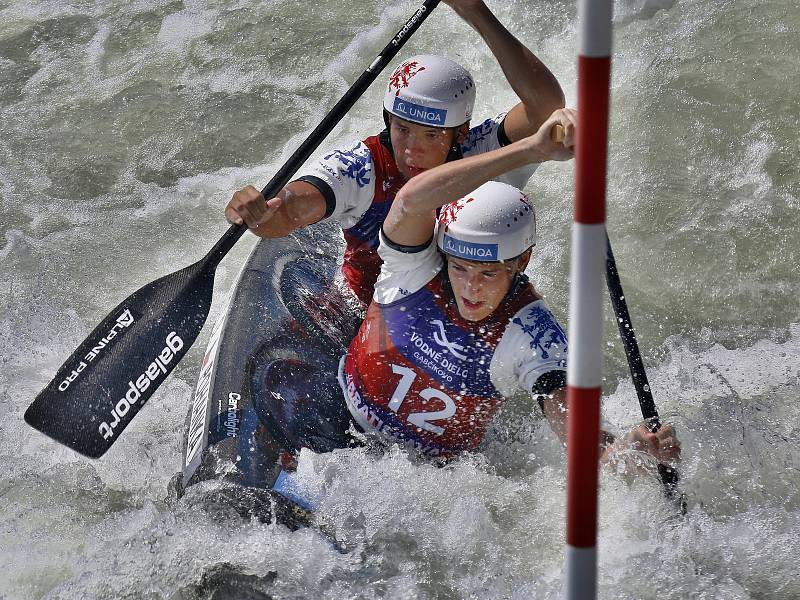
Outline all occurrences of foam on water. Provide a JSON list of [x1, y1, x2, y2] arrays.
[[8, 315, 798, 598], [1, 0, 799, 597]]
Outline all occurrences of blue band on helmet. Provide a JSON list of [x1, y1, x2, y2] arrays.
[[392, 97, 447, 126], [442, 234, 498, 261]]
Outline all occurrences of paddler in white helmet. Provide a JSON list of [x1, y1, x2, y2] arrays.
[[335, 110, 682, 468], [225, 0, 566, 306], [262, 111, 681, 482]]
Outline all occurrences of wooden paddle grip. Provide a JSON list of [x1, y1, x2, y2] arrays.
[[550, 123, 565, 143]]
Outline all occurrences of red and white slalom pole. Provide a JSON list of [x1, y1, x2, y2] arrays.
[[564, 0, 613, 598]]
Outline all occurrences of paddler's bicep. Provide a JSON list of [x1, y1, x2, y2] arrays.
[[501, 94, 565, 143], [382, 200, 436, 248], [281, 180, 330, 226], [291, 140, 376, 228]]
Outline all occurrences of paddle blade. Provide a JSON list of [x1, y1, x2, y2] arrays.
[[25, 260, 216, 458]]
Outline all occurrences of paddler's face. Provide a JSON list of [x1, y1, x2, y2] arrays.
[[447, 252, 530, 322], [389, 117, 466, 180]]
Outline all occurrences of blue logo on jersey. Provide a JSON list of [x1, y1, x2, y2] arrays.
[[512, 305, 568, 366], [442, 234, 498, 261], [461, 117, 495, 153], [324, 145, 371, 187], [381, 290, 497, 395], [392, 97, 447, 126]]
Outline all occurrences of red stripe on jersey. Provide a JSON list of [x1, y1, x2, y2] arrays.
[[341, 135, 405, 304]]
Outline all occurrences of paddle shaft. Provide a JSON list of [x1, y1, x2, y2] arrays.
[[204, 0, 441, 271], [603, 233, 661, 427], [553, 122, 682, 503], [550, 129, 661, 417], [25, 0, 440, 458], [605, 232, 685, 510]]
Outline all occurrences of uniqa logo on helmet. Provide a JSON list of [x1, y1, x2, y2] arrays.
[[442, 234, 499, 261], [392, 97, 447, 126]]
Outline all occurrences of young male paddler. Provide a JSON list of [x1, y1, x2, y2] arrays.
[[337, 108, 680, 466], [262, 109, 680, 509], [224, 0, 566, 305]]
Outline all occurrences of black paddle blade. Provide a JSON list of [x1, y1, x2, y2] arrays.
[[25, 259, 216, 458]]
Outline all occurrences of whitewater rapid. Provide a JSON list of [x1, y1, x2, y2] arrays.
[[1, 0, 798, 597]]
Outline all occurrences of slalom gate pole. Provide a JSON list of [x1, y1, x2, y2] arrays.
[[564, 0, 613, 598]]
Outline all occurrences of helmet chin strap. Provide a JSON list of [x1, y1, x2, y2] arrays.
[[511, 270, 527, 290], [445, 137, 463, 163], [382, 109, 392, 135]]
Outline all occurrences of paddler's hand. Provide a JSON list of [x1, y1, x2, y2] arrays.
[[621, 423, 681, 463], [601, 423, 682, 477], [225, 185, 283, 228], [527, 107, 577, 162]]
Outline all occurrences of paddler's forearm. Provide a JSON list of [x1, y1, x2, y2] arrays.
[[453, 1, 565, 125], [247, 209, 299, 239], [396, 137, 544, 215], [541, 387, 568, 446]]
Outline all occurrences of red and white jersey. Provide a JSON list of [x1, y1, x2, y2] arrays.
[[295, 114, 539, 304], [337, 233, 568, 459]]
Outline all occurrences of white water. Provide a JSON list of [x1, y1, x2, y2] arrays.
[[1, 0, 798, 597]]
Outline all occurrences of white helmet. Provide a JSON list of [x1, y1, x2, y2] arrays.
[[436, 181, 536, 262], [383, 55, 475, 129]]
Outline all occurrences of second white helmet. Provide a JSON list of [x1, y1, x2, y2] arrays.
[[383, 55, 475, 129], [436, 181, 536, 262]]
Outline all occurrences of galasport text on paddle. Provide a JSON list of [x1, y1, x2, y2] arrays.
[[25, 0, 442, 458]]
